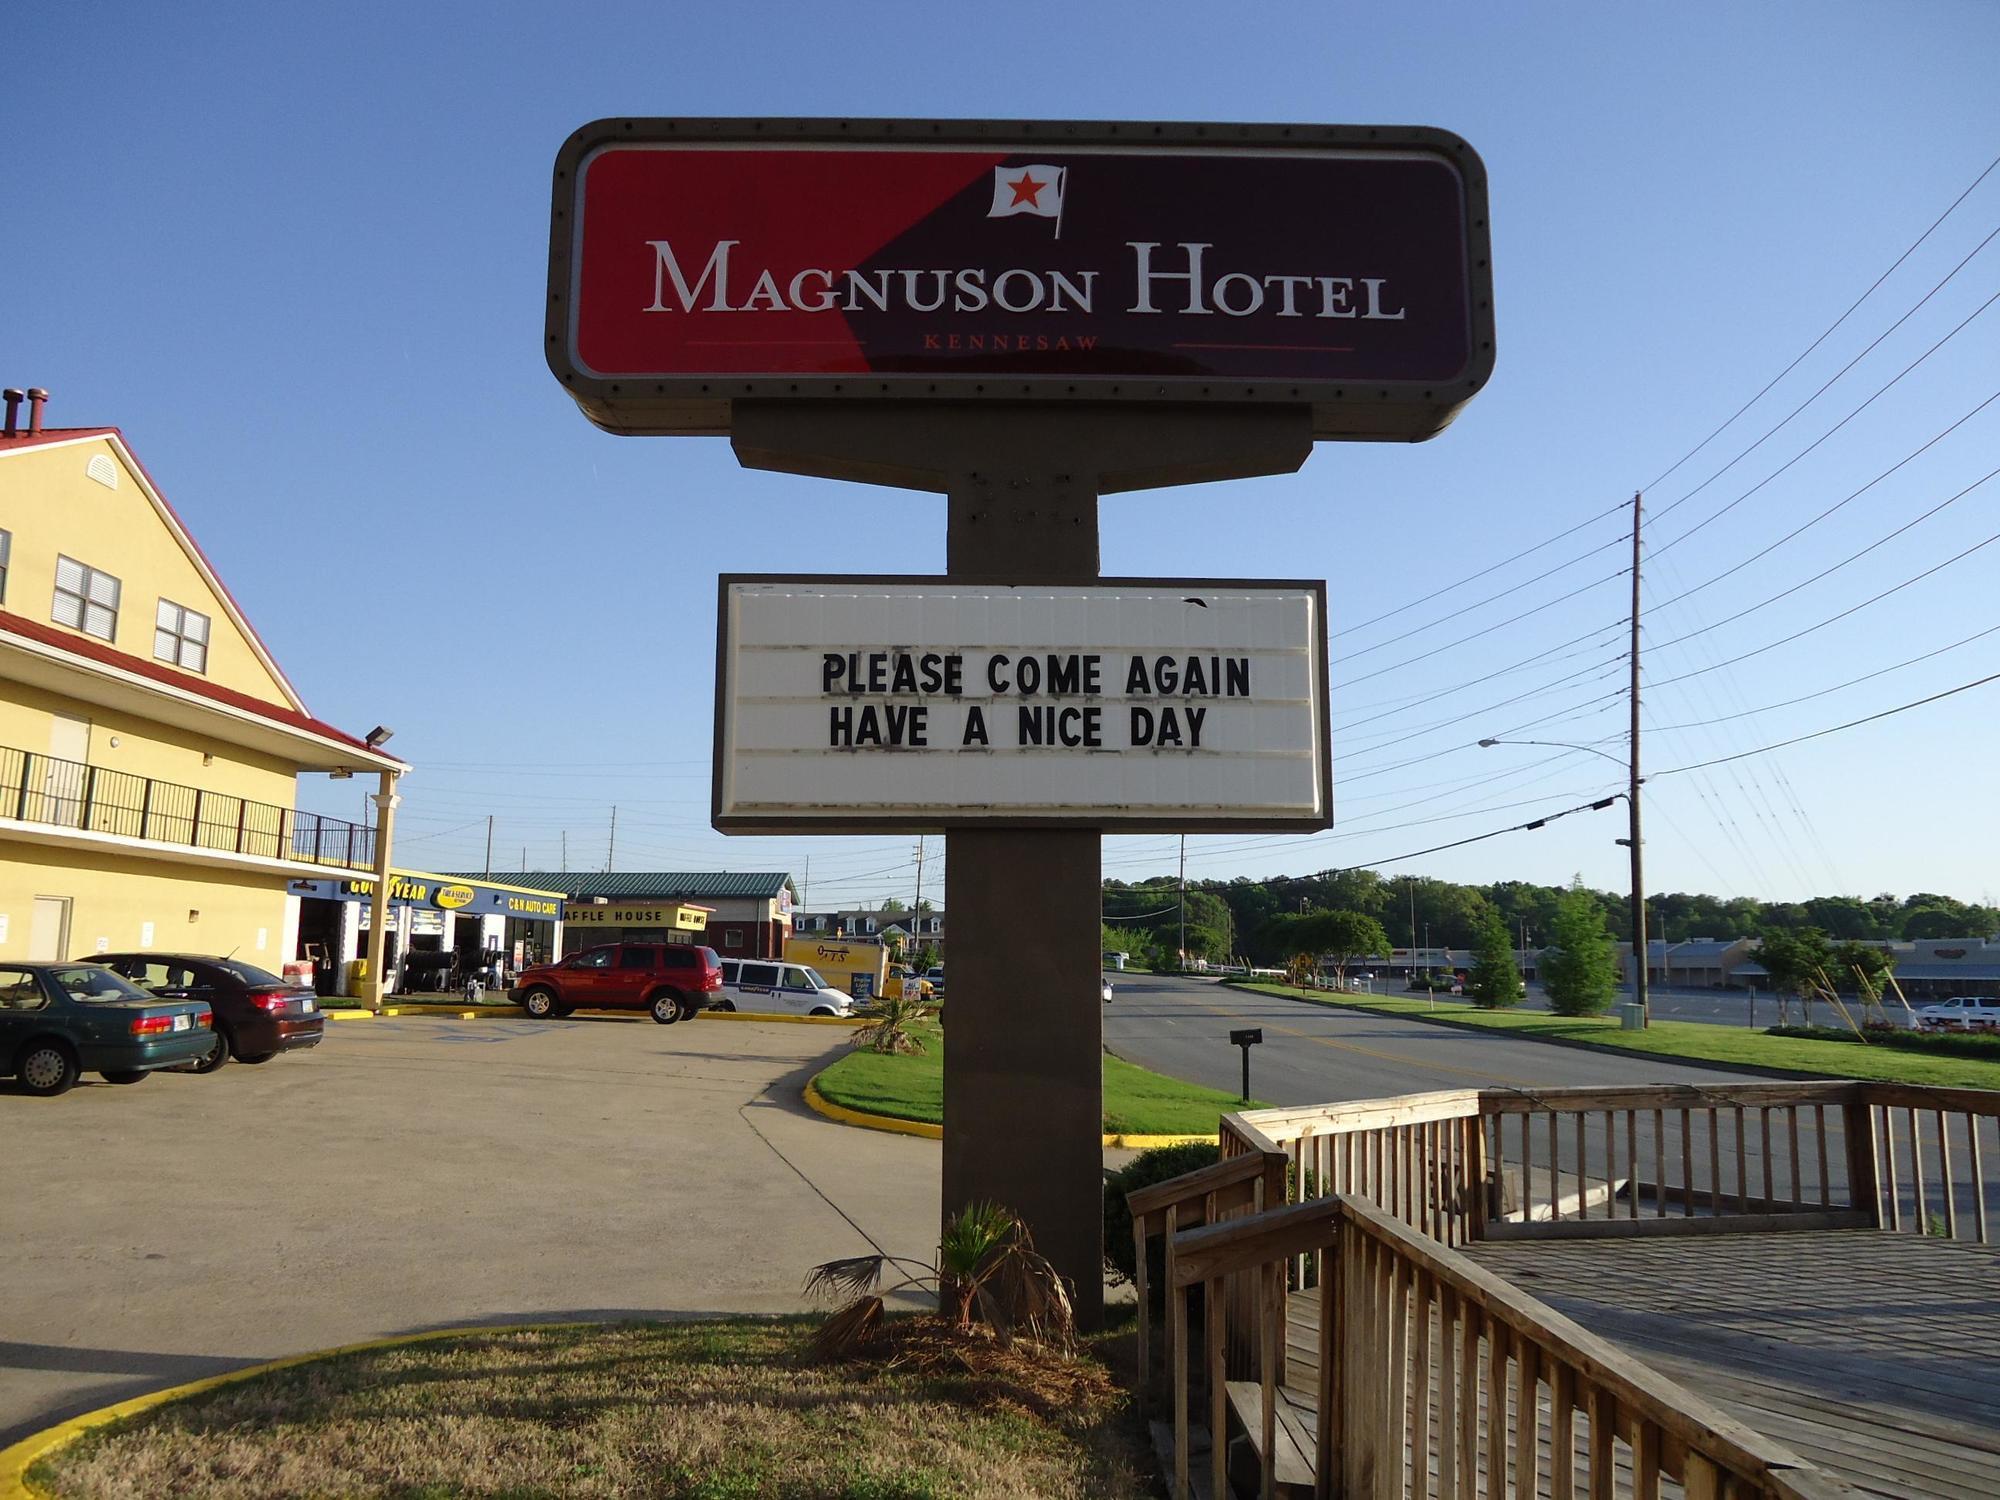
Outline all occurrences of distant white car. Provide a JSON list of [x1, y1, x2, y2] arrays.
[[1101, 978, 1114, 1004], [1914, 995, 2000, 1033]]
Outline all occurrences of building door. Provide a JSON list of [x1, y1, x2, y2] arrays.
[[28, 896, 72, 961], [44, 713, 90, 827]]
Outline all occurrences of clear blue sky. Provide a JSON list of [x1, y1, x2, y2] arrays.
[[8, 1, 1996, 910]]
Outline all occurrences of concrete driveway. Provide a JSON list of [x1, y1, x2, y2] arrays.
[[0, 1013, 939, 1444]]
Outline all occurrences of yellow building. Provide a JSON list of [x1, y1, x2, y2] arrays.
[[0, 392, 406, 975]]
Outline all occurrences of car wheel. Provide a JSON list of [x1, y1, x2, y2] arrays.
[[811, 1006, 836, 1017], [650, 993, 682, 1025], [188, 1029, 232, 1074], [235, 1051, 278, 1065], [521, 986, 560, 1019], [713, 999, 736, 1013], [554, 1004, 575, 1017], [101, 1069, 149, 1085], [17, 1042, 80, 1097]]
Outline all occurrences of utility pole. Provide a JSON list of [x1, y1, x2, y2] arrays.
[[912, 836, 926, 951], [561, 830, 567, 872], [1628, 490, 1651, 1025], [483, 814, 494, 880], [1177, 834, 1188, 972], [606, 805, 617, 873]]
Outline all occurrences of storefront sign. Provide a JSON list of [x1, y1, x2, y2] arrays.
[[547, 119, 1493, 441], [288, 874, 564, 922], [714, 576, 1330, 831], [565, 903, 711, 930]]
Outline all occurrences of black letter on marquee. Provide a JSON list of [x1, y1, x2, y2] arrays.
[[961, 706, 989, 746], [822, 653, 846, 692], [1125, 655, 1152, 694], [829, 706, 854, 747]]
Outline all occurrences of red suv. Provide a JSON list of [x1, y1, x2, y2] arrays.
[[510, 944, 722, 1024]]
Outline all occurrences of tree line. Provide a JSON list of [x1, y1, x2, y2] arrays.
[[1102, 869, 1997, 969]]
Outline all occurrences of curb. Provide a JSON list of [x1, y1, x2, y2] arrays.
[[803, 1077, 943, 1138], [802, 1075, 1212, 1150], [0, 1322, 596, 1500], [325, 1003, 867, 1027], [1217, 980, 1855, 1083]]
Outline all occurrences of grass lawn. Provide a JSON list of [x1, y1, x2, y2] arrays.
[[1232, 981, 2000, 1089], [816, 1026, 1260, 1135], [32, 1318, 1150, 1500]]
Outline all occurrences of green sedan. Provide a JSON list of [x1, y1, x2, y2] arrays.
[[0, 962, 215, 1097]]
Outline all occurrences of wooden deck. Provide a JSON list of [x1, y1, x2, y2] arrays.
[[1268, 1229, 2000, 1499]]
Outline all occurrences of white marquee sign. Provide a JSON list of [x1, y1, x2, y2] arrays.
[[714, 577, 1330, 832]]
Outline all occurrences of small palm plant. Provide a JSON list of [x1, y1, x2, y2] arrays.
[[805, 1201, 1076, 1360], [851, 989, 937, 1055]]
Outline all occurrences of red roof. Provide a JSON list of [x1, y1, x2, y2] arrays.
[[0, 605, 392, 759]]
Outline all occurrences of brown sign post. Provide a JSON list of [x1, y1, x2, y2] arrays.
[[548, 118, 1494, 1328]]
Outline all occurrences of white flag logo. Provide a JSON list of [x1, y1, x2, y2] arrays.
[[988, 164, 1067, 237]]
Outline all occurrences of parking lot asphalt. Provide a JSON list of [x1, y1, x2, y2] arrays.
[[0, 1013, 942, 1444]]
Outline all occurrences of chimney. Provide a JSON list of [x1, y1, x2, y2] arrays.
[[1, 389, 21, 438], [26, 388, 48, 434]]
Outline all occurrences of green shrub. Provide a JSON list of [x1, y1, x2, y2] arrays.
[[1102, 1142, 1220, 1297]]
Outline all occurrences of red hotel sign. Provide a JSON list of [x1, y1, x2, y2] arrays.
[[547, 119, 1494, 441]]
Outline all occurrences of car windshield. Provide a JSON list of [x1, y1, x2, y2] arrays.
[[48, 965, 156, 1003], [800, 968, 829, 990], [211, 958, 285, 986]]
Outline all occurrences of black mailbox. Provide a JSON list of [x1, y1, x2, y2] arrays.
[[1230, 1028, 1263, 1047]]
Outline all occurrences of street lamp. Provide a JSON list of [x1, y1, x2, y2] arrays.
[[1478, 735, 1649, 1025]]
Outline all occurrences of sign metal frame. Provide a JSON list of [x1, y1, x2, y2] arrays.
[[548, 117, 1495, 442], [711, 572, 1333, 835]]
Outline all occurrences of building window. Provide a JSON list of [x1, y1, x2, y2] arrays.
[[865, 918, 878, 934], [53, 556, 120, 641], [0, 529, 10, 603], [154, 599, 210, 672]]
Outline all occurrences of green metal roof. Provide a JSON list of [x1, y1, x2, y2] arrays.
[[467, 872, 794, 901]]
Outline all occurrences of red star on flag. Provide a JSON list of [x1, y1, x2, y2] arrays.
[[1006, 172, 1047, 208], [987, 164, 1067, 236]]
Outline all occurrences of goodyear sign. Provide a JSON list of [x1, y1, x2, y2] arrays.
[[565, 903, 709, 931], [286, 874, 564, 922]]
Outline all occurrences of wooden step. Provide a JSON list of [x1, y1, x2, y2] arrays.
[[1225, 1379, 1318, 1491]]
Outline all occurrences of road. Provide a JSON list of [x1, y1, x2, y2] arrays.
[[1101, 972, 1773, 1105]]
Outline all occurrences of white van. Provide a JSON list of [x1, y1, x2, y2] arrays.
[[715, 959, 855, 1017]]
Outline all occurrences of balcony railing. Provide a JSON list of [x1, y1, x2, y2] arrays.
[[1, 743, 375, 871]]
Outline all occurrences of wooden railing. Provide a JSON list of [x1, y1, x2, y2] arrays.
[[1168, 1193, 1852, 1500], [1142, 1080, 2000, 1496], [1126, 1150, 1281, 1425], [1222, 1080, 2000, 1248]]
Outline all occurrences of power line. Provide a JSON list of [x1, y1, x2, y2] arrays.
[[1655, 670, 2000, 777], [1646, 485, 2000, 668], [1651, 285, 2000, 553], [1334, 568, 1628, 690], [1641, 152, 2000, 493], [1643, 622, 2000, 733], [1648, 235, 2000, 535], [1651, 387, 2000, 609]]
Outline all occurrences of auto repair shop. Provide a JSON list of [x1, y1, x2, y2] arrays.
[[286, 870, 566, 994]]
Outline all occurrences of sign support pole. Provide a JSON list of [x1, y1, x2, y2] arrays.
[[733, 401, 1311, 1330]]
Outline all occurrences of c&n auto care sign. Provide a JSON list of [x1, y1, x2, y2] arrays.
[[714, 578, 1330, 832], [548, 119, 1494, 440]]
